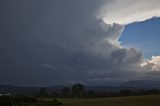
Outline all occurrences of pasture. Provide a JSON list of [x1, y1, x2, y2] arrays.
[[58, 94, 160, 106]]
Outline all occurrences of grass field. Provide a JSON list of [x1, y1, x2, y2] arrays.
[[58, 94, 160, 106]]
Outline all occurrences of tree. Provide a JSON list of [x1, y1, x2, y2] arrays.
[[60, 87, 70, 98], [72, 84, 85, 98], [38, 88, 48, 98]]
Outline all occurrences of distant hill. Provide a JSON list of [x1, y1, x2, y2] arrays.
[[0, 84, 136, 94], [0, 80, 160, 95], [0, 85, 39, 95], [86, 86, 137, 92], [0, 84, 64, 95], [124, 80, 160, 89]]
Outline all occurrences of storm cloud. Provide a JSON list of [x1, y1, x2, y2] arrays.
[[0, 0, 160, 86]]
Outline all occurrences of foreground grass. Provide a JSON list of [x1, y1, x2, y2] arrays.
[[58, 94, 160, 106]]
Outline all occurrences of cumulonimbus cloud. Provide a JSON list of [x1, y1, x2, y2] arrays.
[[0, 0, 160, 86]]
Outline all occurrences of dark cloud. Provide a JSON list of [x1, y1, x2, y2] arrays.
[[0, 0, 158, 86]]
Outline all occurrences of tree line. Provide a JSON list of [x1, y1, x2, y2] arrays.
[[37, 84, 160, 98], [1, 83, 160, 105]]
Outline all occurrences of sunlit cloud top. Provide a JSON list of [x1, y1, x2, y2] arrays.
[[102, 0, 160, 25], [141, 56, 160, 71]]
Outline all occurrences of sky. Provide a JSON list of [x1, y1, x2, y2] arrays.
[[0, 0, 160, 86], [120, 18, 160, 59]]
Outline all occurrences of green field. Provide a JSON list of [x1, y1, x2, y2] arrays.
[[58, 94, 160, 106]]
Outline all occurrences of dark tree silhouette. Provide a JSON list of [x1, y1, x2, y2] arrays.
[[72, 84, 85, 98], [61, 87, 71, 97], [38, 87, 48, 98]]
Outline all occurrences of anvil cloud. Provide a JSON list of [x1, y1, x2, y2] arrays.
[[102, 0, 160, 25]]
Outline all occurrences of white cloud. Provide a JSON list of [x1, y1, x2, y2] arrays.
[[141, 56, 160, 71], [101, 0, 160, 25]]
